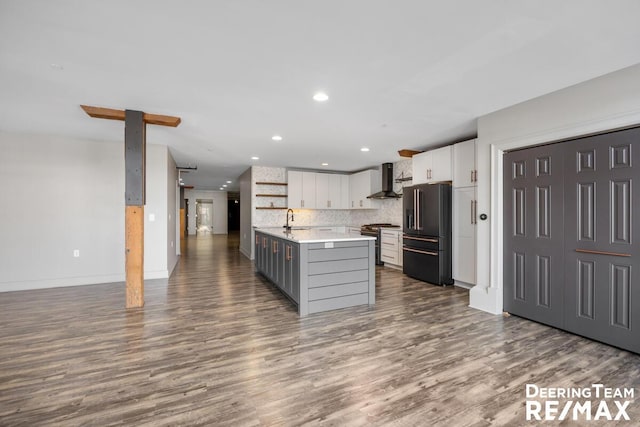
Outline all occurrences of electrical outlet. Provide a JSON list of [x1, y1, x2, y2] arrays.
[[149, 214, 156, 222], [73, 249, 80, 257]]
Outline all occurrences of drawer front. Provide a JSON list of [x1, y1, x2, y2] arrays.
[[381, 229, 400, 239], [381, 239, 398, 250], [381, 249, 399, 264]]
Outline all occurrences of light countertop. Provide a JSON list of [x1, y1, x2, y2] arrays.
[[255, 227, 375, 244]]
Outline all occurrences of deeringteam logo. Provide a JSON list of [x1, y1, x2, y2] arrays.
[[525, 384, 634, 422]]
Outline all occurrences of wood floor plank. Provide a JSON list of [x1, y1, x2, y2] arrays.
[[0, 233, 639, 426]]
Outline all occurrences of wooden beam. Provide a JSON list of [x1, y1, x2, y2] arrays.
[[125, 110, 146, 205], [125, 205, 144, 308], [398, 149, 423, 158], [81, 105, 181, 127]]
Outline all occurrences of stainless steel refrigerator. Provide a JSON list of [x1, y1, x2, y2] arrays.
[[403, 183, 453, 285]]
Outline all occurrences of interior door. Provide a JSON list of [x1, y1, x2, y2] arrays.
[[563, 128, 640, 353], [503, 144, 565, 327]]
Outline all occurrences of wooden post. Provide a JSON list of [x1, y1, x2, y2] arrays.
[[125, 110, 146, 308], [125, 205, 144, 308], [80, 105, 180, 309]]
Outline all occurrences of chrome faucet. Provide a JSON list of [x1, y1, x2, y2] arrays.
[[285, 208, 294, 231]]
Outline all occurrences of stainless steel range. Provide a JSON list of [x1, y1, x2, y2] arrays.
[[360, 223, 401, 265]]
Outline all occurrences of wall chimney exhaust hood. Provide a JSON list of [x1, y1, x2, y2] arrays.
[[367, 163, 401, 199]]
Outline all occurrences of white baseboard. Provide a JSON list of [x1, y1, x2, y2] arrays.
[[0, 270, 169, 293]]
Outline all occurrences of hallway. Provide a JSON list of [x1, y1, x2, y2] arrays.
[[1, 234, 638, 426]]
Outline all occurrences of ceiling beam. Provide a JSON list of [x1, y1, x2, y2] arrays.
[[398, 149, 423, 158], [81, 105, 181, 127]]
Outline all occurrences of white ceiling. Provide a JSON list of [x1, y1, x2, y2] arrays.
[[1, 1, 640, 191]]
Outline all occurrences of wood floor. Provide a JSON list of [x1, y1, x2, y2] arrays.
[[1, 234, 638, 426]]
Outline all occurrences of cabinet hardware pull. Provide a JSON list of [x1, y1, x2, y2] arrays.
[[474, 170, 478, 182], [273, 241, 277, 253], [470, 170, 474, 183], [256, 235, 259, 244], [286, 246, 291, 260], [472, 200, 477, 224], [575, 249, 631, 257], [301, 199, 304, 207], [470, 200, 474, 225], [263, 238, 267, 248], [403, 247, 438, 256]]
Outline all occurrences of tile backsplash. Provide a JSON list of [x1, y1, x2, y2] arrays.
[[252, 160, 412, 228]]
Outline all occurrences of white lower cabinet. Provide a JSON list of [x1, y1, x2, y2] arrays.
[[452, 187, 476, 286], [380, 228, 402, 267]]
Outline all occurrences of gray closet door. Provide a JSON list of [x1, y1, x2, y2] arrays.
[[503, 144, 565, 327], [563, 128, 640, 353]]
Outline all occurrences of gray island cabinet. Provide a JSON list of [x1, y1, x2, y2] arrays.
[[254, 228, 376, 316]]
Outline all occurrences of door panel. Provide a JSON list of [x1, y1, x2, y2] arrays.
[[503, 144, 565, 327], [563, 128, 640, 353]]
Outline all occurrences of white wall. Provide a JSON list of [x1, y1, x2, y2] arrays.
[[470, 62, 640, 314], [0, 132, 178, 292], [184, 189, 228, 234], [167, 152, 179, 274]]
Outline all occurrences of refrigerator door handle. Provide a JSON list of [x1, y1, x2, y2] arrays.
[[403, 235, 438, 243], [413, 188, 418, 230], [403, 246, 438, 256], [416, 189, 422, 230]]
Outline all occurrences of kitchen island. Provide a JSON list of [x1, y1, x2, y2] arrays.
[[254, 227, 376, 316]]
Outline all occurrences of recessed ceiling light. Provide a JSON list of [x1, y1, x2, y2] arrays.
[[219, 187, 224, 190], [313, 92, 329, 102], [360, 147, 370, 152], [223, 184, 227, 187], [272, 135, 283, 141], [50, 63, 64, 71], [251, 156, 259, 160], [321, 163, 329, 166], [226, 180, 232, 184]]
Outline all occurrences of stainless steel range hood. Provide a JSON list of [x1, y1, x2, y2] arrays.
[[367, 163, 401, 199]]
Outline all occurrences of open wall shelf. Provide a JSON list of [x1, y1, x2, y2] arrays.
[[255, 181, 288, 209]]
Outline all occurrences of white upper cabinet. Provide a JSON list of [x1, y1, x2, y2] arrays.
[[452, 139, 477, 187], [349, 169, 380, 209], [430, 145, 452, 182], [412, 151, 432, 185], [289, 171, 351, 210], [339, 175, 350, 209], [288, 171, 316, 209], [412, 146, 452, 184], [315, 173, 345, 209], [315, 173, 329, 208]]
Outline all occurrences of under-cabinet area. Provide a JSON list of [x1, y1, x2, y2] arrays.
[[254, 228, 376, 316]]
